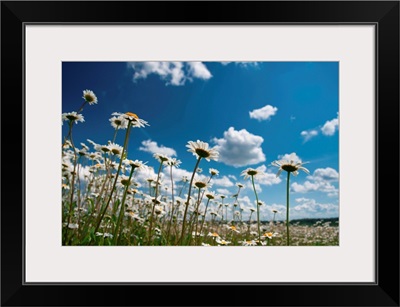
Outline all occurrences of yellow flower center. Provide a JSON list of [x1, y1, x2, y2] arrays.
[[282, 164, 298, 172], [195, 182, 207, 189], [195, 148, 211, 158], [84, 94, 95, 102], [246, 169, 258, 176], [125, 112, 139, 120], [66, 115, 79, 121], [121, 179, 130, 186]]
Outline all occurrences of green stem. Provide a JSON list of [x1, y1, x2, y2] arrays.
[[94, 122, 132, 234], [113, 166, 136, 245], [178, 157, 202, 245], [147, 160, 163, 244], [286, 171, 291, 246], [251, 175, 261, 243]]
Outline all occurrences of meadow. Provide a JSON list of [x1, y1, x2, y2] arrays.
[[62, 90, 339, 246]]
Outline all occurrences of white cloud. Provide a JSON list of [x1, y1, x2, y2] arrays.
[[127, 61, 212, 86], [211, 176, 234, 187], [300, 129, 319, 142], [308, 167, 339, 182], [289, 167, 339, 196], [187, 62, 212, 80], [249, 105, 278, 121], [254, 165, 282, 186], [291, 198, 339, 218], [321, 117, 339, 136], [291, 180, 338, 196], [300, 114, 339, 142], [277, 152, 304, 163], [139, 140, 177, 157], [216, 188, 232, 196], [213, 127, 266, 167], [220, 62, 259, 67]]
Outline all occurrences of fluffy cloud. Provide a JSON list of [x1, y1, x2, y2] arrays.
[[291, 198, 339, 218], [300, 129, 319, 142], [300, 114, 339, 142], [216, 188, 231, 196], [321, 117, 339, 136], [187, 62, 212, 80], [277, 152, 304, 163], [290, 167, 339, 196], [127, 61, 212, 86], [249, 105, 278, 121], [253, 165, 282, 186], [308, 167, 339, 182], [211, 176, 234, 187], [213, 127, 266, 167], [139, 140, 177, 157]]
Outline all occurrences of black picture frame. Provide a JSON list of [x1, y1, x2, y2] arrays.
[[1, 1, 399, 306]]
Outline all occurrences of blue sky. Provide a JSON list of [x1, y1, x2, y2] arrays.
[[62, 61, 339, 221]]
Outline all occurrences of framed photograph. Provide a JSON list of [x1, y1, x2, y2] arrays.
[[2, 1, 399, 306]]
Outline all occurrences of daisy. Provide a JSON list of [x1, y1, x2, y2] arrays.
[[226, 225, 240, 233], [166, 157, 181, 168], [153, 153, 170, 164], [207, 232, 220, 238], [62, 111, 84, 124], [240, 167, 264, 180], [241, 240, 257, 246], [216, 238, 231, 246], [111, 112, 150, 128], [108, 143, 124, 156], [204, 191, 216, 200], [124, 159, 147, 171], [262, 232, 274, 239], [82, 89, 98, 105], [271, 153, 310, 177], [193, 179, 209, 190], [186, 140, 219, 162], [109, 115, 128, 130], [209, 168, 219, 176]]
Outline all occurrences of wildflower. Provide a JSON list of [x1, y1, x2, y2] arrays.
[[209, 168, 219, 176], [207, 232, 220, 238], [68, 223, 79, 229], [216, 238, 231, 245], [153, 153, 170, 164], [204, 191, 216, 200], [240, 167, 264, 180], [201, 243, 211, 246], [194, 179, 209, 190], [154, 205, 165, 215], [226, 225, 240, 233], [82, 89, 98, 105], [186, 140, 219, 161], [109, 115, 128, 130], [271, 153, 310, 177], [166, 157, 181, 168], [237, 183, 244, 188], [62, 111, 84, 124], [112, 112, 150, 128], [108, 143, 124, 156], [262, 232, 274, 239], [192, 231, 203, 237], [124, 159, 147, 171], [241, 240, 257, 246], [257, 200, 266, 206]]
